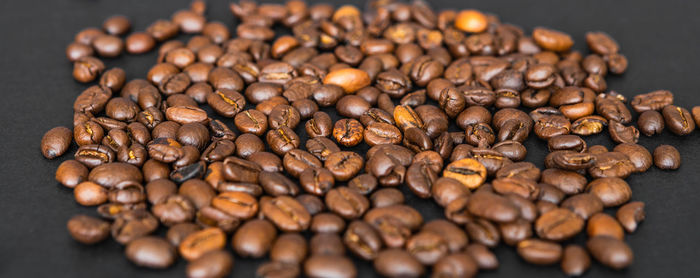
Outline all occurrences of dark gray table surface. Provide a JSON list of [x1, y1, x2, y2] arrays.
[[1, 0, 699, 277]]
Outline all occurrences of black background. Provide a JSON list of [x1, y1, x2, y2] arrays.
[[1, 0, 699, 277]]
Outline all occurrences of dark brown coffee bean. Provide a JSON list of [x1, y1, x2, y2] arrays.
[[588, 152, 635, 179], [560, 245, 591, 276], [110, 209, 158, 244], [468, 191, 520, 223], [41, 126, 72, 159], [613, 143, 652, 173], [262, 196, 311, 232], [223, 156, 261, 184], [67, 215, 110, 244], [535, 208, 584, 241], [311, 213, 346, 234], [616, 201, 645, 233], [586, 236, 633, 270], [270, 233, 308, 264], [517, 239, 562, 265], [586, 177, 632, 207], [560, 193, 603, 220], [653, 144, 681, 170], [374, 248, 425, 278], [305, 112, 333, 138], [324, 151, 363, 181], [73, 181, 108, 206], [325, 187, 369, 219], [92, 34, 124, 57], [266, 126, 301, 155], [283, 149, 322, 178], [630, 90, 673, 113], [493, 177, 540, 200], [431, 177, 470, 207], [299, 167, 335, 196], [304, 255, 356, 278], [234, 133, 264, 159], [186, 250, 234, 278], [124, 236, 175, 269], [465, 218, 500, 247], [232, 219, 277, 258], [587, 212, 624, 240]]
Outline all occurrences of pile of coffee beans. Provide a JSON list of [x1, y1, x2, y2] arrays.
[[41, 0, 696, 277]]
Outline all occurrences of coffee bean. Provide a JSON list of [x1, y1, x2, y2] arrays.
[[256, 261, 300, 278], [613, 143, 652, 173], [186, 250, 234, 278], [587, 152, 635, 179], [443, 158, 487, 190], [374, 248, 425, 278], [326, 187, 370, 219], [561, 245, 591, 276], [638, 110, 665, 136], [466, 243, 499, 270], [560, 193, 604, 220], [535, 208, 584, 241], [587, 212, 625, 240], [586, 236, 633, 270], [111, 209, 159, 244], [630, 90, 673, 113], [662, 105, 695, 135], [262, 196, 311, 232], [74, 181, 108, 206], [586, 177, 632, 207], [67, 215, 110, 244], [332, 118, 364, 147], [533, 27, 573, 52], [270, 233, 308, 264], [517, 239, 562, 265], [433, 252, 479, 278], [232, 219, 277, 258], [468, 191, 520, 223], [653, 144, 681, 170], [304, 255, 357, 278], [125, 236, 176, 269], [616, 201, 645, 233], [56, 159, 89, 188]]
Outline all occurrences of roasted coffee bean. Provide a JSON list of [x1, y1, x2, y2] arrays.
[[186, 250, 234, 278], [305, 111, 333, 138], [348, 173, 378, 195], [310, 233, 345, 256], [325, 187, 369, 219], [261, 196, 311, 232], [433, 252, 478, 278], [74, 120, 104, 147], [299, 167, 335, 196], [533, 27, 573, 52], [465, 218, 501, 247], [179, 227, 227, 261], [548, 134, 587, 153], [364, 122, 402, 146], [266, 126, 301, 155], [41, 126, 73, 159], [283, 149, 322, 178], [541, 168, 587, 195], [653, 144, 681, 170], [74, 181, 108, 206], [588, 152, 635, 179], [661, 105, 695, 135], [496, 162, 541, 182], [571, 115, 607, 136], [270, 233, 308, 264], [311, 213, 346, 234], [332, 118, 364, 147], [373, 248, 425, 277], [560, 245, 591, 276], [56, 159, 89, 188], [125, 236, 175, 269], [608, 120, 639, 144], [443, 158, 487, 190], [67, 215, 110, 244], [547, 150, 596, 170], [369, 188, 404, 209], [613, 143, 652, 173], [92, 34, 124, 57], [324, 151, 364, 181], [323, 68, 370, 93], [296, 194, 325, 216], [535, 208, 584, 241], [587, 212, 624, 240], [492, 140, 527, 162], [467, 191, 519, 223], [492, 177, 540, 200], [616, 201, 645, 233], [596, 93, 632, 123], [232, 220, 279, 258], [304, 255, 357, 278], [517, 239, 562, 265], [605, 53, 628, 75], [586, 177, 632, 207], [586, 236, 633, 270], [561, 193, 604, 220], [630, 90, 673, 113], [256, 261, 300, 278], [111, 210, 159, 244]]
